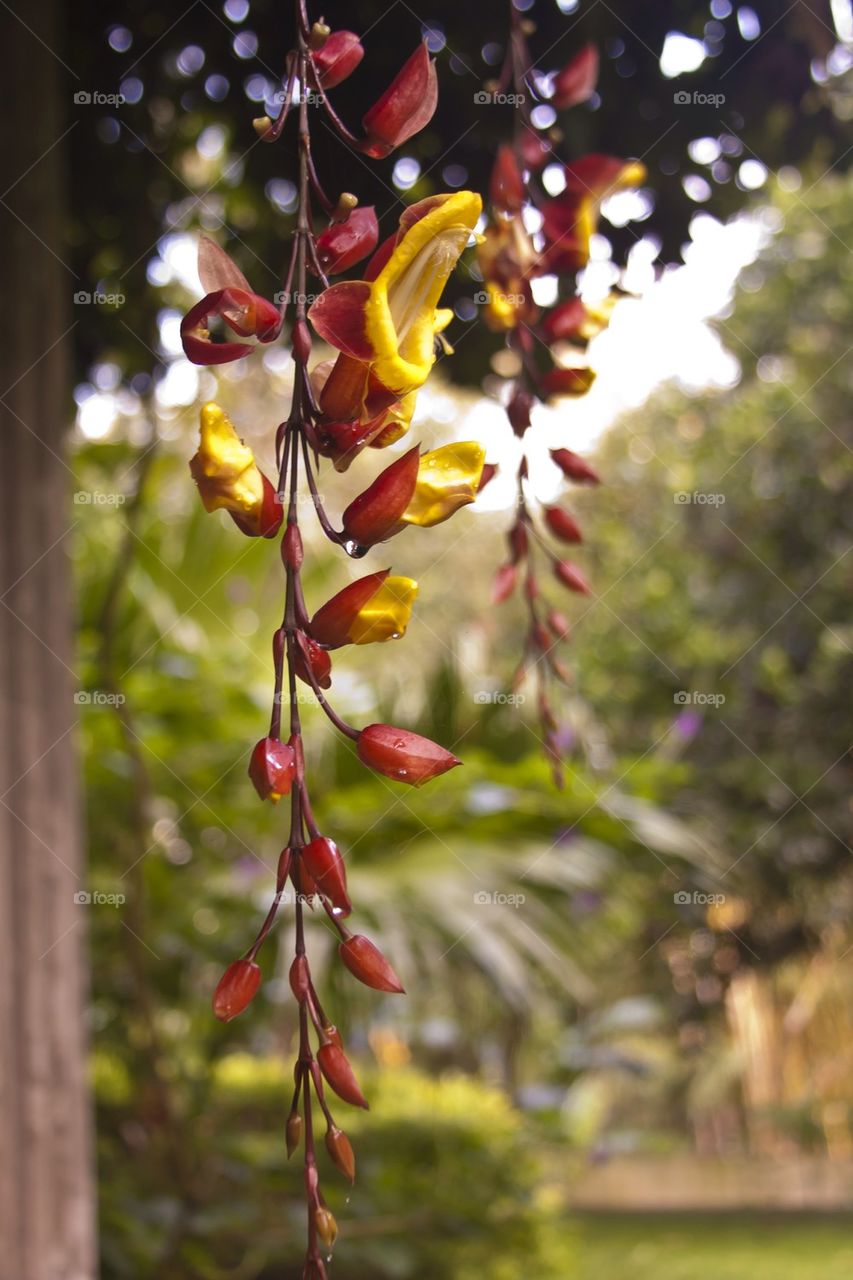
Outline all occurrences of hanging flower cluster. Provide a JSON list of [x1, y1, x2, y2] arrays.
[[182, 9, 483, 1275], [478, 7, 645, 785]]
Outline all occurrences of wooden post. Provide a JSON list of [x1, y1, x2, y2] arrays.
[[0, 2, 97, 1276]]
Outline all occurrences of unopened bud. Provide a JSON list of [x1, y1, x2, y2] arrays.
[[544, 506, 583, 545], [309, 21, 331, 49], [283, 523, 304, 571], [213, 959, 261, 1022], [286, 1109, 303, 1157], [289, 954, 311, 1002], [317, 1041, 368, 1109], [325, 1125, 356, 1181], [339, 934, 404, 993], [554, 560, 592, 595], [336, 191, 359, 214], [292, 318, 312, 363], [252, 115, 273, 138], [314, 1206, 338, 1248], [302, 836, 352, 918], [492, 563, 517, 605]]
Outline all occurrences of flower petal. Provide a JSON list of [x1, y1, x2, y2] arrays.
[[308, 281, 374, 360]]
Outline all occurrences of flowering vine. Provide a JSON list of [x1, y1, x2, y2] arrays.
[[479, 4, 646, 785], [181, 7, 483, 1274]]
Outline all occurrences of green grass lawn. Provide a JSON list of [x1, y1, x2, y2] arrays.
[[573, 1214, 853, 1280]]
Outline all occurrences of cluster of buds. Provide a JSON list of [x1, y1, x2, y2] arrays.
[[478, 8, 645, 785], [182, 8, 483, 1276]]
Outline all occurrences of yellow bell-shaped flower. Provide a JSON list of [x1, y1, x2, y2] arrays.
[[189, 403, 281, 537], [364, 191, 482, 396], [401, 442, 486, 528], [348, 575, 418, 644]]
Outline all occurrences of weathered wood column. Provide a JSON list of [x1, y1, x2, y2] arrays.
[[0, 2, 97, 1275]]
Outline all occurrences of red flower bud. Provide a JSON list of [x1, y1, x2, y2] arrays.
[[325, 1125, 356, 1182], [318, 1041, 369, 1109], [310, 569, 391, 649], [519, 125, 552, 170], [507, 385, 535, 436], [213, 958, 261, 1022], [540, 367, 596, 398], [492, 563, 518, 605], [248, 737, 296, 802], [541, 298, 588, 344], [544, 506, 583, 544], [550, 447, 600, 484], [301, 836, 352, 918], [508, 522, 529, 564], [283, 523, 304, 570], [552, 44, 599, 109], [554, 560, 592, 595], [294, 632, 333, 690], [362, 44, 438, 158], [340, 934, 404, 993], [490, 144, 525, 213], [292, 317, 312, 362], [357, 723, 462, 787], [312, 30, 364, 89], [341, 447, 419, 546], [289, 954, 311, 1002], [547, 608, 572, 640], [316, 206, 379, 274]]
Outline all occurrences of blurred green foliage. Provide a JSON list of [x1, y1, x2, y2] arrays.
[[95, 1056, 567, 1279], [75, 173, 853, 1274]]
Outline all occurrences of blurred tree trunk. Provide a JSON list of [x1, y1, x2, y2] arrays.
[[0, 2, 97, 1277]]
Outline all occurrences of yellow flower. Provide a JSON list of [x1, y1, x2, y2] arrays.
[[483, 282, 521, 332], [190, 402, 264, 516], [189, 403, 280, 537], [348, 576, 418, 644], [370, 389, 418, 450], [364, 191, 482, 396], [310, 194, 482, 423], [401, 442, 486, 528]]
